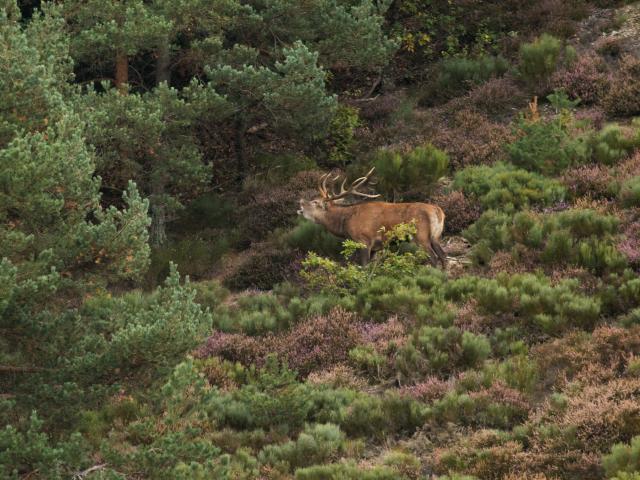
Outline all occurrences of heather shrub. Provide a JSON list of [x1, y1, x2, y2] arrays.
[[432, 109, 514, 169], [603, 55, 640, 117], [223, 242, 296, 290], [275, 308, 363, 376], [381, 451, 421, 479], [529, 327, 631, 388], [467, 76, 527, 115], [518, 34, 563, 90], [452, 162, 566, 211], [520, 377, 640, 477], [561, 164, 616, 199], [619, 176, 640, 207], [395, 326, 491, 379], [430, 190, 481, 235], [437, 55, 510, 97], [258, 423, 345, 472], [431, 431, 521, 480], [506, 115, 590, 175], [618, 222, 640, 267], [602, 436, 640, 478], [203, 308, 362, 376], [552, 53, 610, 104], [356, 93, 402, 125], [373, 143, 448, 200]]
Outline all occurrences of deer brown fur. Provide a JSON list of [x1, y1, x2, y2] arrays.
[[298, 169, 446, 267]]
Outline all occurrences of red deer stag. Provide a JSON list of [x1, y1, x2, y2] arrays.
[[297, 168, 446, 267]]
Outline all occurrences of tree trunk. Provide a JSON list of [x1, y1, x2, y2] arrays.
[[156, 36, 171, 86], [234, 114, 248, 180], [115, 51, 128, 94], [150, 181, 167, 246]]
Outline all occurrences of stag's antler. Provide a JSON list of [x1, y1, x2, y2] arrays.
[[318, 167, 380, 202]]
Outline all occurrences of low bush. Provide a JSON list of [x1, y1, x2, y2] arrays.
[[340, 392, 428, 439], [373, 143, 448, 200], [467, 76, 527, 115], [452, 162, 566, 211], [223, 242, 297, 291], [464, 209, 626, 275], [0, 408, 88, 479], [619, 176, 640, 208], [437, 55, 510, 97], [562, 164, 616, 199], [552, 53, 610, 104], [285, 218, 343, 257], [426, 381, 530, 429], [325, 105, 360, 167], [603, 55, 640, 117], [396, 326, 491, 380], [295, 462, 400, 480], [472, 273, 601, 335], [518, 33, 563, 90], [603, 436, 640, 478], [506, 115, 590, 175], [590, 121, 640, 165], [430, 190, 481, 235], [258, 423, 345, 472], [432, 109, 515, 169]]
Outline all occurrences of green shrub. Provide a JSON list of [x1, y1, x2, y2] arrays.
[[373, 144, 448, 200], [464, 209, 626, 275], [506, 116, 589, 175], [590, 122, 640, 166], [437, 55, 510, 96], [603, 436, 640, 478], [295, 462, 400, 480], [619, 176, 640, 208], [147, 235, 231, 286], [213, 292, 295, 335], [519, 33, 562, 88], [426, 387, 528, 429], [396, 326, 490, 379], [71, 265, 213, 383], [0, 407, 88, 479], [285, 218, 343, 257], [258, 423, 345, 471], [452, 162, 566, 210], [473, 273, 601, 335], [340, 393, 427, 439], [326, 105, 361, 167]]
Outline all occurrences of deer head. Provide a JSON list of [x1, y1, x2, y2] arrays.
[[298, 168, 380, 222]]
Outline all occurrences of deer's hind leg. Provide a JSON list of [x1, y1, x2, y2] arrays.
[[431, 238, 448, 269], [415, 223, 439, 268]]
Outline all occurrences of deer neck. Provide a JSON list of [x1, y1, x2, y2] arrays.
[[320, 203, 355, 238]]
